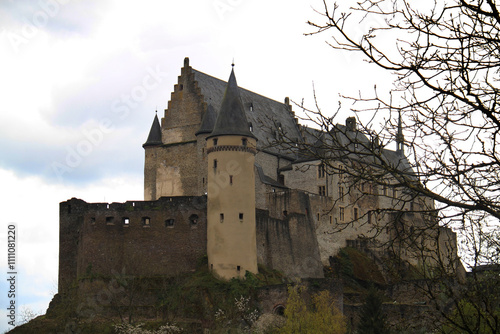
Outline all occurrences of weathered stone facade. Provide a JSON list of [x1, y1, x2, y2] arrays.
[[59, 57, 463, 298]]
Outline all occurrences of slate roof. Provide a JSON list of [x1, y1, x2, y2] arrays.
[[195, 104, 217, 136], [143, 113, 162, 147], [191, 66, 413, 176], [207, 68, 256, 139], [192, 69, 301, 159]]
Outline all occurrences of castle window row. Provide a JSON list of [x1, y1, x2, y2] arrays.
[[219, 212, 245, 223], [89, 214, 199, 228]]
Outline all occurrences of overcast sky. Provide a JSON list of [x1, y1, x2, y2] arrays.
[[0, 0, 394, 331]]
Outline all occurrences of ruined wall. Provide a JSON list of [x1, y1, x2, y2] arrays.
[[59, 196, 207, 294]]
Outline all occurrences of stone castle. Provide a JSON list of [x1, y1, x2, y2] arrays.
[[58, 57, 462, 295]]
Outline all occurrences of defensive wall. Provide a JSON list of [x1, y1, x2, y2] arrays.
[[58, 189, 325, 296]]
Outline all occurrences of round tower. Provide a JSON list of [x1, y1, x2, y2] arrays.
[[206, 67, 258, 280], [143, 111, 162, 201]]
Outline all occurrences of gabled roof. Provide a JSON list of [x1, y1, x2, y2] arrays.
[[208, 68, 256, 139], [143, 113, 162, 147]]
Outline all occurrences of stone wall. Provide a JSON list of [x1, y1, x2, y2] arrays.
[[256, 190, 324, 279], [58, 196, 207, 294]]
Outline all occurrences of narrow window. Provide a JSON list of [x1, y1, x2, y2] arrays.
[[338, 165, 345, 179], [230, 175, 233, 185], [237, 265, 241, 272], [368, 211, 372, 224], [383, 185, 387, 196], [339, 207, 345, 221], [90, 217, 96, 225], [330, 215, 332, 224], [318, 164, 325, 178], [106, 217, 114, 225], [317, 213, 320, 221], [213, 138, 218, 146], [242, 138, 247, 147], [189, 214, 199, 227], [213, 159, 218, 169], [283, 210, 288, 217], [339, 186, 344, 199], [142, 217, 150, 227], [239, 213, 244, 220], [220, 213, 224, 223], [165, 219, 175, 228], [211, 264, 213, 271], [354, 208, 359, 220], [123, 218, 130, 226], [179, 84, 183, 91], [278, 174, 285, 185], [319, 185, 326, 196]]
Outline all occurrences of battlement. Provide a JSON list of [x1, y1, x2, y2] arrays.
[[58, 196, 208, 294]]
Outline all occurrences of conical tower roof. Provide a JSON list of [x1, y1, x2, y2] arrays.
[[143, 113, 162, 147], [195, 104, 217, 136], [208, 68, 256, 140]]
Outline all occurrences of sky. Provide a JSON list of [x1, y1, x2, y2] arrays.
[[0, 0, 394, 331]]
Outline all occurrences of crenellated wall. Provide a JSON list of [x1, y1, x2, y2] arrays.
[[58, 196, 207, 295], [59, 190, 327, 295]]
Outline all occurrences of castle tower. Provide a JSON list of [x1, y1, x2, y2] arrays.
[[206, 67, 258, 280], [195, 104, 217, 195], [143, 112, 162, 200]]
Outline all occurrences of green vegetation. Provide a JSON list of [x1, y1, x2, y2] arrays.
[[277, 284, 346, 334], [357, 287, 391, 334], [8, 260, 287, 334]]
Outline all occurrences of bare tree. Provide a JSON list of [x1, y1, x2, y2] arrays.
[[288, 0, 500, 332]]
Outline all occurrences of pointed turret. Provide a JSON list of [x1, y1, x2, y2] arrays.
[[396, 111, 404, 155], [206, 66, 258, 280], [207, 68, 256, 139], [195, 104, 217, 136], [143, 113, 162, 147]]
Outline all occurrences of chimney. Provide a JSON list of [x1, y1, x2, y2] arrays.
[[346, 117, 356, 132]]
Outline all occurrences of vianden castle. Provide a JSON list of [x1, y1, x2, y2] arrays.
[[56, 58, 464, 323]]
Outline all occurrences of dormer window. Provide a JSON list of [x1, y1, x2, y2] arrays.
[[249, 103, 253, 112], [248, 122, 253, 132]]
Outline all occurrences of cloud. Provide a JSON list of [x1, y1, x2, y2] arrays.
[[0, 0, 111, 38]]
